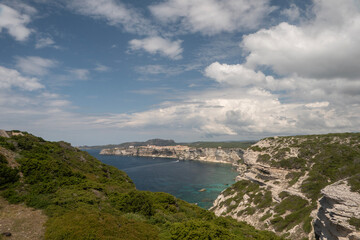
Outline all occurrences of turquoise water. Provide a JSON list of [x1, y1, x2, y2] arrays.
[[87, 149, 238, 209]]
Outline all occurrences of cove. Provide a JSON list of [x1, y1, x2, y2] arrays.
[[87, 149, 238, 209]]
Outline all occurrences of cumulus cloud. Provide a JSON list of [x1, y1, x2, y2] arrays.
[[280, 3, 301, 22], [92, 86, 359, 138], [242, 0, 360, 79], [204, 62, 267, 87], [150, 0, 275, 35], [0, 66, 44, 91], [15, 56, 58, 76], [67, 0, 155, 35], [129, 36, 183, 60], [0, 3, 33, 41]]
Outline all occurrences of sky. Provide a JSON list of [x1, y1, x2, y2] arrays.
[[1, 0, 360, 146]]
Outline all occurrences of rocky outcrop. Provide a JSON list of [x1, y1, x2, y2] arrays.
[[211, 133, 360, 240], [314, 181, 360, 240], [0, 130, 9, 138], [100, 145, 244, 164], [0, 130, 24, 138]]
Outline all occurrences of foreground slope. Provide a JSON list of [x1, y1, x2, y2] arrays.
[[211, 133, 360, 240], [0, 131, 283, 240]]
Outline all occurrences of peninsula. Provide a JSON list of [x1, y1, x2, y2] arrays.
[[100, 144, 244, 165]]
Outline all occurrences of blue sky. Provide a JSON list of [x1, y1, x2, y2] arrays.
[[1, 0, 360, 145]]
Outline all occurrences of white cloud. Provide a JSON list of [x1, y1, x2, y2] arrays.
[[67, 0, 155, 35], [305, 102, 329, 108], [150, 0, 275, 35], [280, 3, 301, 22], [204, 62, 266, 87], [135, 64, 198, 76], [69, 69, 89, 80], [94, 64, 110, 72], [92, 86, 360, 138], [129, 36, 183, 60], [0, 3, 33, 41], [15, 56, 58, 76], [0, 65, 44, 91], [242, 0, 360, 79], [35, 37, 58, 49]]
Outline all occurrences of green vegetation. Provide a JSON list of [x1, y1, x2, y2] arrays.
[[260, 212, 272, 221], [250, 146, 263, 152], [256, 133, 360, 199], [285, 171, 304, 187], [348, 174, 360, 193], [183, 141, 256, 149], [0, 133, 283, 240], [257, 154, 271, 164], [222, 180, 273, 215], [270, 194, 312, 233], [299, 139, 360, 199], [0, 153, 19, 187], [274, 195, 308, 215], [349, 217, 360, 230]]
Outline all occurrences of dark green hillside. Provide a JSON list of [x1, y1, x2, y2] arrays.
[[0, 132, 283, 240]]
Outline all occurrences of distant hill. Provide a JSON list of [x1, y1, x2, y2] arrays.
[[79, 139, 256, 150], [79, 138, 176, 149]]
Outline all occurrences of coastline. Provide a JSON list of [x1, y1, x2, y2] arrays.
[[100, 145, 244, 165]]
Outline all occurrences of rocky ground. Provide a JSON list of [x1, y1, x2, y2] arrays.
[[0, 197, 47, 240]]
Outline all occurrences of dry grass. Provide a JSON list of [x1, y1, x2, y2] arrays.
[[0, 197, 47, 240]]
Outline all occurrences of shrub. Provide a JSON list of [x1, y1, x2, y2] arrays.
[[349, 217, 360, 230], [0, 155, 19, 187], [45, 209, 159, 240], [170, 219, 233, 240], [111, 191, 155, 216], [257, 154, 271, 164]]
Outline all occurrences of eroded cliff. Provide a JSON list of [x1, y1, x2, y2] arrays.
[[100, 145, 244, 164], [211, 133, 360, 240]]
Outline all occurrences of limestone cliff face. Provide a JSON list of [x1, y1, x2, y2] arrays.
[[211, 134, 360, 240], [100, 145, 244, 164], [314, 181, 360, 240]]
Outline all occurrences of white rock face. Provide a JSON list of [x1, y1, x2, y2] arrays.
[[314, 181, 360, 240], [100, 146, 244, 164], [0, 130, 10, 138], [211, 135, 360, 240]]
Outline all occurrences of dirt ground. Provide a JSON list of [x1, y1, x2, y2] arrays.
[[0, 197, 47, 240]]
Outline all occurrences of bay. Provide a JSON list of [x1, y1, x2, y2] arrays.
[[87, 149, 238, 209]]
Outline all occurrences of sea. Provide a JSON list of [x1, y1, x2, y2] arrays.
[[86, 149, 239, 209]]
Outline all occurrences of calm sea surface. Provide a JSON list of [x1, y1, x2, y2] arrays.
[[86, 149, 238, 209]]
